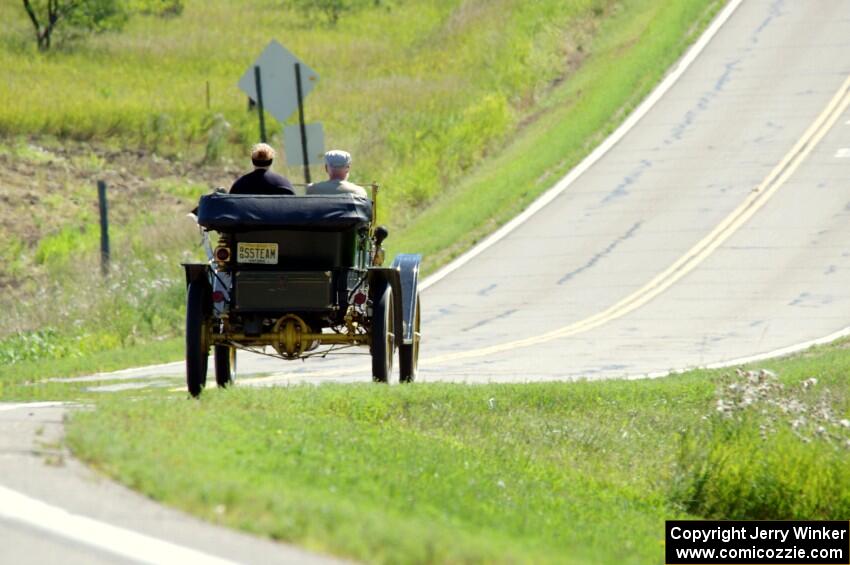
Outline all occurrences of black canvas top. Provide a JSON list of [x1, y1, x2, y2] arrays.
[[197, 193, 372, 232]]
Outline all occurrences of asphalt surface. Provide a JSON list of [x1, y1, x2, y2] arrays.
[[0, 403, 344, 565], [421, 0, 850, 380], [6, 0, 850, 562], [86, 0, 849, 386]]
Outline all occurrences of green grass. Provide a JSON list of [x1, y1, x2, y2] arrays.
[[66, 339, 850, 564], [1, 0, 625, 216], [7, 3, 848, 562], [0, 0, 721, 376], [389, 0, 723, 268], [0, 337, 183, 401]]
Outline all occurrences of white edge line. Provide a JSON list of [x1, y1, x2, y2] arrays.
[[419, 0, 744, 291], [53, 360, 186, 383], [55, 0, 743, 384], [704, 325, 850, 369], [7, 5, 801, 551], [89, 359, 184, 377], [0, 485, 239, 565], [0, 401, 66, 413], [123, 325, 850, 387], [245, 325, 850, 383], [623, 325, 850, 381]]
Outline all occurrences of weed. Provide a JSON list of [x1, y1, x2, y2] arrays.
[[43, 453, 66, 467], [672, 369, 850, 520], [0, 0, 723, 389], [0, 0, 662, 218], [34, 224, 99, 267], [0, 329, 72, 364], [63, 352, 850, 563], [202, 113, 230, 164], [148, 113, 174, 155]]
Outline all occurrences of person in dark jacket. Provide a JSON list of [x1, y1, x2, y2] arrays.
[[230, 143, 295, 195]]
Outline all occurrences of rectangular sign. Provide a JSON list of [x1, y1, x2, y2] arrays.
[[284, 123, 324, 167], [237, 242, 278, 264], [666, 520, 850, 564]]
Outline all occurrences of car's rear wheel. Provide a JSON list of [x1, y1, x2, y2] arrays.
[[371, 283, 396, 383], [399, 294, 420, 383], [186, 281, 210, 397], [214, 345, 236, 388]]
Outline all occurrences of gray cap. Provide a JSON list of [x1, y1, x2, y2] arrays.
[[324, 149, 351, 168]]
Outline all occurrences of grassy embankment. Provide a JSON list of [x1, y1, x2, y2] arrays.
[[5, 1, 849, 562], [0, 0, 721, 384], [66, 341, 850, 564]]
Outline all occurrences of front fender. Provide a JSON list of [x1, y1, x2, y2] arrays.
[[182, 263, 211, 287], [390, 254, 421, 345]]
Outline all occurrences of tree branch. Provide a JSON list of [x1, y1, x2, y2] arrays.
[[45, 0, 81, 50], [48, 0, 58, 26], [21, 0, 42, 38], [23, 0, 118, 51]]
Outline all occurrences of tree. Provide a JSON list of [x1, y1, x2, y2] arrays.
[[22, 0, 128, 51]]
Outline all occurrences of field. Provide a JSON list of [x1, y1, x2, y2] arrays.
[[4, 1, 850, 563], [1, 0, 643, 216], [0, 0, 721, 372], [62, 341, 850, 564], [10, 1, 839, 563]]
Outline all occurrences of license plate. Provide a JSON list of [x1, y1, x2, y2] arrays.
[[237, 242, 278, 264]]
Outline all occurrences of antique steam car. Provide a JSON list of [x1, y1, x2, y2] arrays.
[[182, 188, 421, 397]]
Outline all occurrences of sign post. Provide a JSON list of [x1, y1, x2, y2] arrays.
[[284, 123, 324, 168], [294, 62, 310, 183], [253, 66, 267, 143]]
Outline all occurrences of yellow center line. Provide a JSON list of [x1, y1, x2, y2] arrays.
[[425, 74, 850, 365], [239, 75, 850, 385]]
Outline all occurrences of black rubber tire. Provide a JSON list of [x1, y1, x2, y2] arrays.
[[399, 294, 420, 383], [371, 284, 396, 383], [186, 281, 210, 397], [214, 345, 236, 388]]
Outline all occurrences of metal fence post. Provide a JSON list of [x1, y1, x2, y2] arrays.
[[97, 180, 110, 276]]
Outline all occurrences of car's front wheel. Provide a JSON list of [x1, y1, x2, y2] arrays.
[[186, 280, 210, 397], [214, 345, 236, 388], [371, 283, 396, 383]]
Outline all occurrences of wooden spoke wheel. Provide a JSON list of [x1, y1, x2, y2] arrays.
[[214, 344, 236, 388], [371, 283, 396, 383], [399, 294, 420, 383], [186, 281, 210, 397]]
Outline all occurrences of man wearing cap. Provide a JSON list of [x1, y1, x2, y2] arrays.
[[230, 143, 295, 195], [306, 150, 368, 197]]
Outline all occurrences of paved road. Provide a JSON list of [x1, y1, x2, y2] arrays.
[[0, 403, 344, 564], [419, 0, 850, 380], [7, 0, 850, 563], [81, 0, 850, 387]]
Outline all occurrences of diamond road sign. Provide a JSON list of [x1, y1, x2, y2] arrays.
[[237, 40, 320, 122]]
